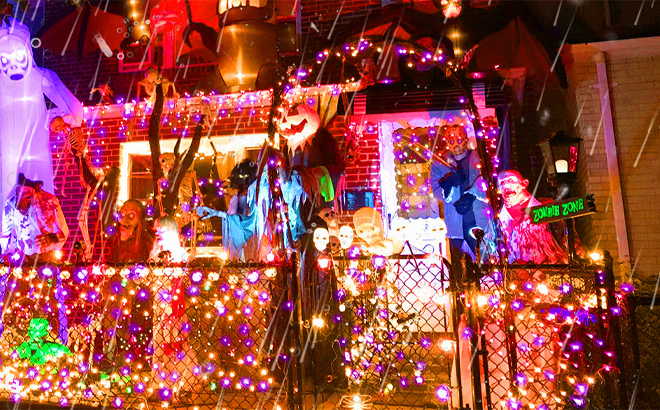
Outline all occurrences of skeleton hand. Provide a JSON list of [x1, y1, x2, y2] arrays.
[[196, 206, 226, 220]]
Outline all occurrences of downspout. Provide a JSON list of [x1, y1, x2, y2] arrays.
[[593, 50, 631, 266]]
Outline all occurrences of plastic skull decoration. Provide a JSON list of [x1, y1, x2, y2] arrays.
[[313, 228, 329, 252], [441, 124, 468, 156], [318, 207, 338, 231], [427, 218, 447, 237], [329, 235, 341, 254], [0, 18, 33, 81], [339, 225, 354, 249], [277, 104, 320, 152]]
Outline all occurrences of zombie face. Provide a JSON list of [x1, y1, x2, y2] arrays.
[[498, 170, 531, 208], [442, 125, 468, 156], [159, 153, 176, 176], [277, 104, 320, 150], [0, 37, 32, 81], [118, 201, 142, 241]]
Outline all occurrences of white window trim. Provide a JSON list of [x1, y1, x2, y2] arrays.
[[118, 133, 269, 204]]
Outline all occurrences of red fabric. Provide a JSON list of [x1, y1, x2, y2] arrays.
[[170, 277, 185, 319], [40, 4, 126, 56]]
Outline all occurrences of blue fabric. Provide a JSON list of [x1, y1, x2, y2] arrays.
[[430, 150, 491, 241]]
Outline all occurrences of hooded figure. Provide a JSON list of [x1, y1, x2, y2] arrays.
[[0, 17, 83, 231]]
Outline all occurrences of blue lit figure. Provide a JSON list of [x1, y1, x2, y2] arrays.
[[430, 125, 491, 263]]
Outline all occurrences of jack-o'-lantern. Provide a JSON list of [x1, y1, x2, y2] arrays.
[[0, 17, 34, 81], [277, 104, 321, 152]]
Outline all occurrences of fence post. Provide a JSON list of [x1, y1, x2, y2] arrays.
[[603, 251, 629, 409]]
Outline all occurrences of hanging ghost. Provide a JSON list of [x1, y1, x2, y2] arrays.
[[0, 17, 83, 230]]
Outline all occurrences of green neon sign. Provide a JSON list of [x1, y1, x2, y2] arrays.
[[530, 195, 596, 224]]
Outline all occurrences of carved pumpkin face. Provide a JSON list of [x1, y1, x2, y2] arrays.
[[277, 104, 320, 151], [0, 36, 32, 81]]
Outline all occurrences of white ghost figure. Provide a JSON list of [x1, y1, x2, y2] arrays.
[[329, 235, 341, 254], [339, 225, 354, 250], [313, 228, 329, 252], [389, 216, 409, 243], [0, 17, 83, 229]]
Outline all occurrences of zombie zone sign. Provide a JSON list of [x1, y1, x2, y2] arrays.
[[529, 195, 596, 224]]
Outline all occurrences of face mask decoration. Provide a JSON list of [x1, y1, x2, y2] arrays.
[[313, 228, 329, 252], [339, 226, 354, 250], [277, 104, 321, 152], [441, 124, 468, 157], [0, 18, 34, 81]]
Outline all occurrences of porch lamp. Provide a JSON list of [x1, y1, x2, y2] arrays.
[[538, 130, 582, 187], [538, 131, 582, 263]]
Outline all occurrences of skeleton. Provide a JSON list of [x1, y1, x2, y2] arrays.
[[313, 228, 329, 252], [137, 67, 179, 106], [353, 207, 403, 256]]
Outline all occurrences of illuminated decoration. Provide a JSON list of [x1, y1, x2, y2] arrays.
[[353, 207, 403, 256], [441, 0, 463, 19], [12, 319, 71, 365], [497, 170, 568, 264], [529, 195, 597, 224], [0, 263, 279, 407], [276, 103, 321, 153], [0, 17, 83, 230]]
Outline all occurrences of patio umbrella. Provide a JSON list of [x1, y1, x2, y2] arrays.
[[468, 16, 567, 88], [40, 3, 126, 59]]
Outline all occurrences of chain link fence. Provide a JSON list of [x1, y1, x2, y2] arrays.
[[0, 255, 647, 410]]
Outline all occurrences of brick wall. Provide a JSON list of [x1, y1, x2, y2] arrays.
[[565, 38, 660, 280], [49, 100, 381, 258]]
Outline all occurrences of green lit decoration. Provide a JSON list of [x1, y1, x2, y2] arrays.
[[12, 318, 71, 365]]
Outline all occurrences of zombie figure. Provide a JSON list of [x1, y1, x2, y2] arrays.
[[150, 216, 189, 264], [0, 17, 83, 230], [497, 170, 567, 264], [106, 199, 154, 264], [137, 67, 179, 105], [430, 124, 491, 264], [0, 174, 68, 264]]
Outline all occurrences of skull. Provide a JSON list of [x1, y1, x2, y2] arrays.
[[277, 104, 320, 151], [441, 0, 462, 18], [329, 236, 341, 254], [159, 153, 176, 176], [338, 226, 354, 249], [389, 216, 409, 243], [427, 218, 447, 237], [0, 18, 33, 81], [441, 124, 468, 156], [318, 207, 338, 230], [49, 117, 69, 135], [313, 228, 329, 252]]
